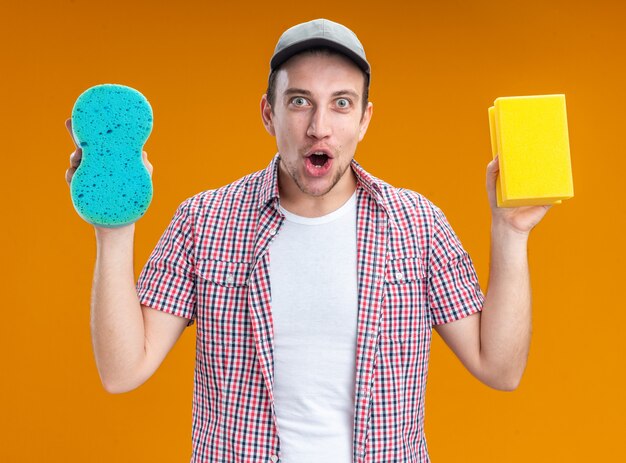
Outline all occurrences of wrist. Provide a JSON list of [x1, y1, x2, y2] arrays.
[[491, 217, 530, 240], [95, 223, 135, 244], [490, 220, 530, 257], [490, 220, 529, 272]]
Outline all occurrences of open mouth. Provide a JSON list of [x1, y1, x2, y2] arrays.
[[304, 151, 333, 176], [309, 152, 329, 167]]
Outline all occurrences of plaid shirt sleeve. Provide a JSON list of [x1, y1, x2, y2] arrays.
[[428, 205, 484, 325], [136, 198, 197, 326]]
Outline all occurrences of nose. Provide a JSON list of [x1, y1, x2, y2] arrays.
[[306, 107, 332, 139]]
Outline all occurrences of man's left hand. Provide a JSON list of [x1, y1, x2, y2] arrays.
[[486, 156, 551, 235]]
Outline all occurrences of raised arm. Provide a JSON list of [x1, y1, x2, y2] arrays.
[[434, 157, 550, 391], [65, 118, 188, 393]]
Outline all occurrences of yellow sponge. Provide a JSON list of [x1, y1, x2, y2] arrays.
[[488, 94, 574, 207]]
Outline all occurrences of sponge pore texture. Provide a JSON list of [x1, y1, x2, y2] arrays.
[[70, 84, 153, 227]]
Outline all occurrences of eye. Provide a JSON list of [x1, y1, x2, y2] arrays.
[[291, 97, 309, 107], [336, 98, 351, 109]]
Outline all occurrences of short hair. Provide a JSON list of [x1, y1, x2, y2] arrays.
[[266, 46, 370, 117]]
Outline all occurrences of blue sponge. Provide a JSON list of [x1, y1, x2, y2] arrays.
[[70, 84, 153, 227]]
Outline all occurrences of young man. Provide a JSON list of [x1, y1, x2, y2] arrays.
[[65, 18, 549, 463]]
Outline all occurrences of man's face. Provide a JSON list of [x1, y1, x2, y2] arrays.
[[261, 52, 373, 200]]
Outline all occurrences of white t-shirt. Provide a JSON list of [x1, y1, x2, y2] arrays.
[[269, 191, 358, 463]]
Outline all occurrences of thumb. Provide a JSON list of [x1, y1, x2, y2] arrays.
[[486, 155, 500, 207], [65, 118, 80, 150], [142, 150, 153, 176]]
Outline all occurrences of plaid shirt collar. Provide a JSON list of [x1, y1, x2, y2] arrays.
[[257, 153, 396, 224]]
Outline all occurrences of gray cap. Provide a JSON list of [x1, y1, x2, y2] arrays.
[[270, 18, 370, 82]]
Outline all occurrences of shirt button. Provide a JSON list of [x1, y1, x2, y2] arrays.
[[269, 227, 277, 236], [395, 271, 404, 281], [225, 273, 235, 285], [270, 455, 279, 463]]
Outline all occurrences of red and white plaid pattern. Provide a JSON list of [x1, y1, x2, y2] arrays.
[[137, 154, 484, 462]]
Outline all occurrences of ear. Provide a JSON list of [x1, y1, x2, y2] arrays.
[[260, 94, 276, 136], [358, 101, 374, 142]]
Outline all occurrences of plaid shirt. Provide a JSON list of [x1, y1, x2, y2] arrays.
[[137, 154, 484, 463]]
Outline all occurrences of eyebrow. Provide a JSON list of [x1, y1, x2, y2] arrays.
[[283, 88, 360, 99]]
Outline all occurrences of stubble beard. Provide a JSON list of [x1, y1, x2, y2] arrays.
[[280, 152, 351, 198]]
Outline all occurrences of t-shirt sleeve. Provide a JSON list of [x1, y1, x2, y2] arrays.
[[428, 205, 484, 326], [136, 199, 197, 326]]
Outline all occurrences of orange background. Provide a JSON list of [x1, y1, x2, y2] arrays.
[[1, 0, 624, 461]]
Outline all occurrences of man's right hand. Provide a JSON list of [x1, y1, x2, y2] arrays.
[[64, 117, 153, 187]]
